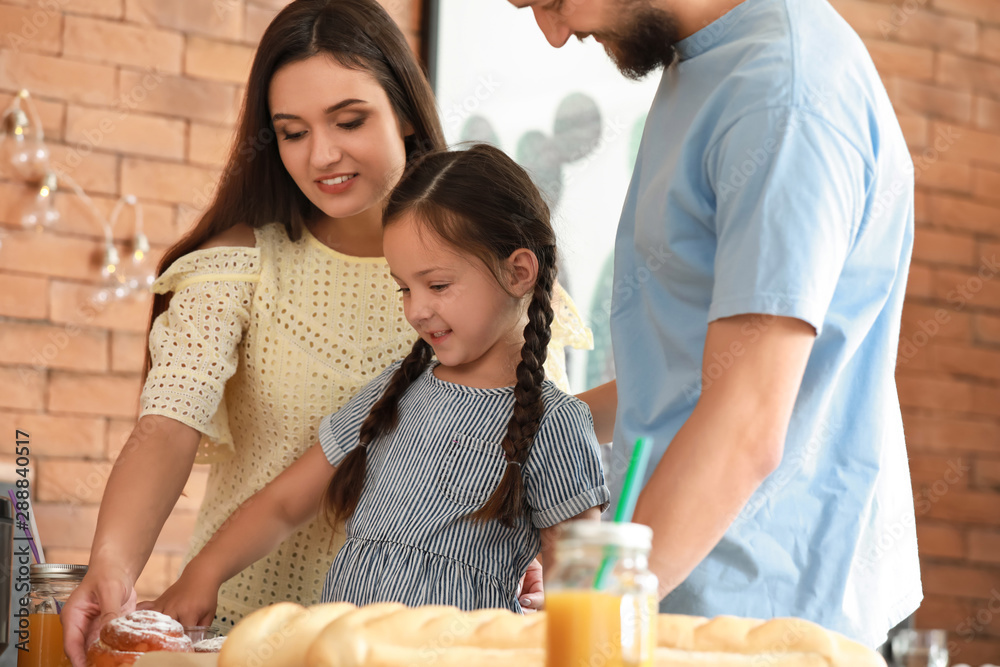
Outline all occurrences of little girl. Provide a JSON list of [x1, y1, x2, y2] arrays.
[[150, 145, 609, 624]]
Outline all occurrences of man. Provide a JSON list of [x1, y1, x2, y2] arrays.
[[511, 0, 921, 648]]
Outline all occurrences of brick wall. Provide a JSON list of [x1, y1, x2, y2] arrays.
[[825, 1, 1000, 663], [0, 0, 998, 659], [0, 0, 422, 599]]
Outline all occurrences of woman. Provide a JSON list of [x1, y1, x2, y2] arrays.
[[61, 1, 592, 665]]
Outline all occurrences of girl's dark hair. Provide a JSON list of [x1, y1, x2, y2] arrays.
[[325, 144, 557, 528], [144, 0, 445, 372]]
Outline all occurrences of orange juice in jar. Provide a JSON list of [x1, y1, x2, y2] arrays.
[[18, 564, 87, 667], [545, 523, 657, 667]]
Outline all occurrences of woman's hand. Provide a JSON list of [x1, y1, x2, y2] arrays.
[[139, 568, 220, 628], [517, 558, 544, 612], [61, 566, 136, 667]]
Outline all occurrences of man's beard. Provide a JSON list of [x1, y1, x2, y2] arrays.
[[600, 3, 681, 80]]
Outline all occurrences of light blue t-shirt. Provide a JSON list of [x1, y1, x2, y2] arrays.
[[608, 0, 921, 647]]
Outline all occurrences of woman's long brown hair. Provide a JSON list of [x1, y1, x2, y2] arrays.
[[325, 144, 557, 528], [144, 0, 445, 374]]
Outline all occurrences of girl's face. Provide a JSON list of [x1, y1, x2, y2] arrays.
[[269, 54, 410, 222], [384, 213, 531, 387]]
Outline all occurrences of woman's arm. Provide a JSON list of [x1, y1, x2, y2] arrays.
[[576, 380, 617, 444], [146, 443, 336, 625], [63, 415, 201, 667]]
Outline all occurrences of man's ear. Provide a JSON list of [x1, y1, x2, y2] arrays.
[[506, 248, 540, 297]]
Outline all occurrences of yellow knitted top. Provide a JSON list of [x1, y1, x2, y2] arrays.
[[138, 222, 593, 628]]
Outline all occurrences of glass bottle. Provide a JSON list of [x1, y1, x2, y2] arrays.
[[18, 564, 88, 667], [545, 522, 658, 667]]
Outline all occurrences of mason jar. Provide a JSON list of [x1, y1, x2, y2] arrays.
[[18, 564, 88, 667], [545, 522, 658, 667]]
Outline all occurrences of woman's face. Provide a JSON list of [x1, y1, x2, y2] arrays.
[[269, 54, 410, 221]]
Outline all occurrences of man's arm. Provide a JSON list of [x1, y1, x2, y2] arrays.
[[576, 380, 617, 444], [632, 314, 815, 597]]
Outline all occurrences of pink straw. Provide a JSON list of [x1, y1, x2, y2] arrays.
[[8, 489, 42, 564]]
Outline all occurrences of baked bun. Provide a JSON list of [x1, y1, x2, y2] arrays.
[[218, 602, 356, 667], [86, 610, 192, 666]]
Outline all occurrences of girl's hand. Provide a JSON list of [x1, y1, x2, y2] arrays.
[[517, 558, 545, 612], [62, 566, 137, 667], [139, 569, 220, 628]]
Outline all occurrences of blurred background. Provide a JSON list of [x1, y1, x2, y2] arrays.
[[0, 0, 997, 662]]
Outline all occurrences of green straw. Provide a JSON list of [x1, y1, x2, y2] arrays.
[[594, 436, 653, 589]]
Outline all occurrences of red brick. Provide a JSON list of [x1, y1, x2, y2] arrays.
[[953, 639, 1000, 667], [44, 548, 90, 567], [902, 303, 972, 342], [829, 0, 892, 39], [933, 122, 1000, 169], [937, 53, 1000, 99], [897, 113, 928, 150], [913, 596, 973, 635], [47, 143, 120, 196], [977, 95, 1000, 134], [35, 459, 114, 505], [112, 331, 147, 373], [910, 453, 973, 488], [0, 321, 108, 372], [897, 373, 974, 412], [185, 37, 254, 84], [973, 458, 1000, 489], [916, 523, 966, 559], [968, 529, 1000, 564], [911, 228, 976, 264], [64, 15, 183, 72], [0, 365, 45, 410], [152, 508, 199, 554], [188, 122, 234, 167], [975, 313, 1000, 345], [135, 551, 173, 600], [0, 91, 65, 141], [49, 280, 153, 334], [914, 156, 973, 194], [0, 51, 116, 106], [926, 489, 1000, 524], [895, 10, 978, 56], [125, 0, 243, 41], [932, 0, 1000, 24], [984, 26, 1000, 65], [0, 230, 101, 281], [905, 263, 933, 298], [47, 371, 142, 418], [0, 273, 47, 318], [974, 166, 1000, 203], [904, 413, 1000, 454], [121, 157, 219, 208], [244, 3, 278, 43], [119, 69, 238, 125], [0, 410, 105, 458], [973, 385, 1000, 419], [33, 502, 98, 550], [64, 0, 124, 19], [914, 188, 930, 224], [0, 4, 62, 54], [932, 267, 1000, 314], [65, 105, 186, 161], [935, 343, 1000, 380], [892, 79, 973, 123], [922, 563, 1000, 600], [50, 192, 177, 245], [927, 193, 1000, 236]]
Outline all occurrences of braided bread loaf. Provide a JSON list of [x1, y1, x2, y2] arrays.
[[218, 602, 885, 667]]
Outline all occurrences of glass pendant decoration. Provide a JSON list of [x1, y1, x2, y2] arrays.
[[20, 170, 60, 230]]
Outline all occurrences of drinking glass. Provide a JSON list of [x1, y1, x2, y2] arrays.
[[891, 629, 949, 667]]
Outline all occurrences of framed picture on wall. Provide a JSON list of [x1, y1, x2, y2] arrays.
[[424, 1, 661, 391]]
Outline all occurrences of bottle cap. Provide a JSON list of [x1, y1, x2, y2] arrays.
[[29, 563, 88, 582], [558, 521, 653, 550]]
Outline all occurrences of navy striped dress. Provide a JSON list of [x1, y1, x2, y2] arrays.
[[317, 360, 610, 613]]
